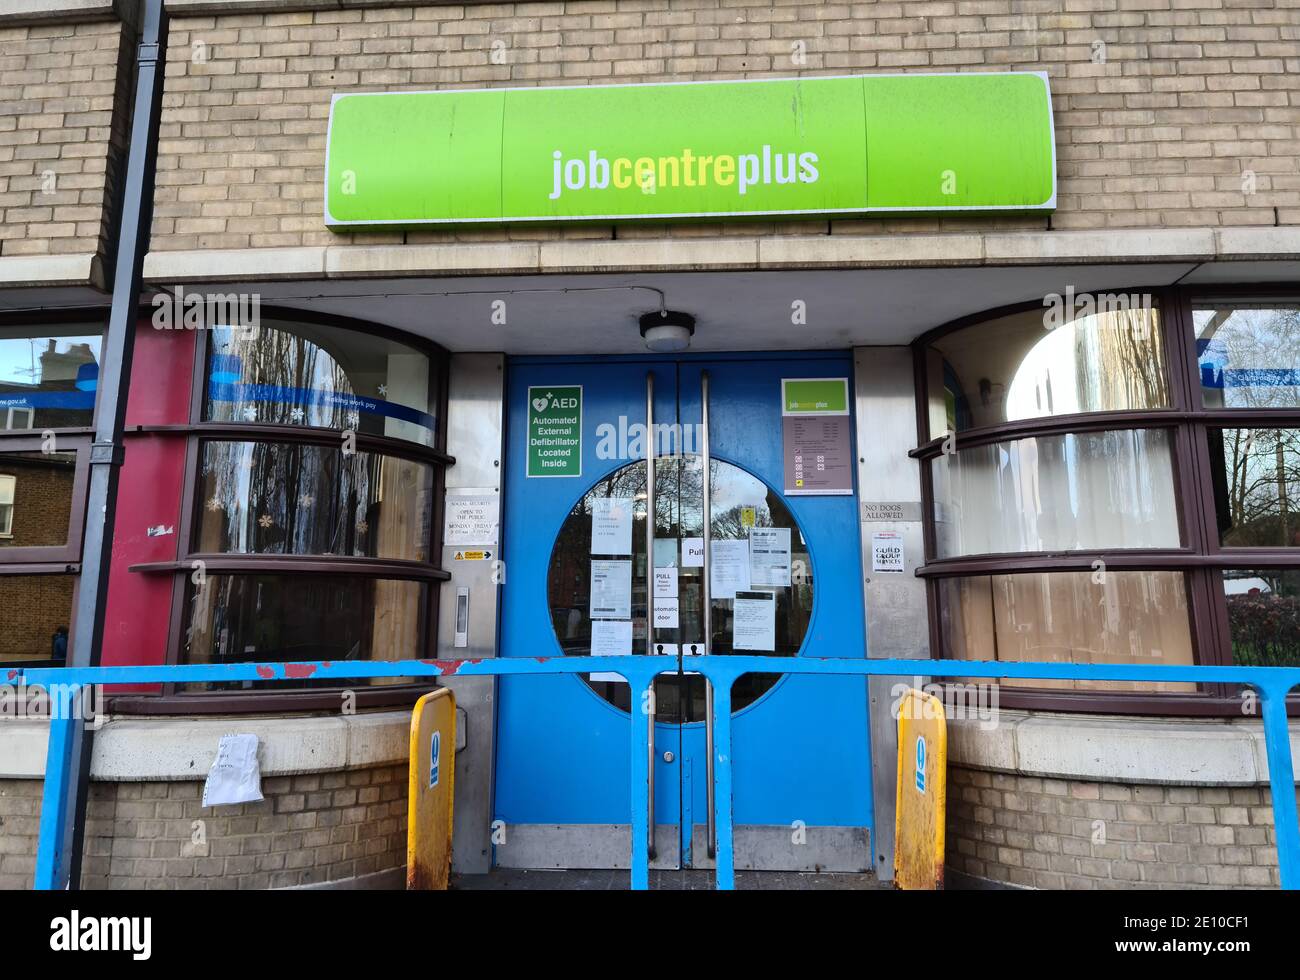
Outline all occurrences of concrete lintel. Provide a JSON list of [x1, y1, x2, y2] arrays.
[[760, 233, 985, 268], [0, 253, 103, 289], [142, 246, 326, 284], [950, 711, 1300, 787], [538, 237, 760, 273], [325, 242, 540, 278], [983, 228, 1218, 265], [1214, 226, 1300, 262], [139, 225, 1300, 286], [0, 710, 409, 781]]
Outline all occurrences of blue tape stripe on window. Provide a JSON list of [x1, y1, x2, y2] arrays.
[[0, 391, 97, 409], [207, 381, 436, 430]]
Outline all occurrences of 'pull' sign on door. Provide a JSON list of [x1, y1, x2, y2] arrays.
[[324, 72, 1056, 229]]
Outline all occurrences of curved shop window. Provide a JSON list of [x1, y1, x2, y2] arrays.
[[546, 455, 811, 723], [161, 316, 449, 703], [204, 320, 440, 448], [916, 293, 1300, 710]]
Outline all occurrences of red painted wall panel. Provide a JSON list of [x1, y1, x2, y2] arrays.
[[100, 324, 196, 686]]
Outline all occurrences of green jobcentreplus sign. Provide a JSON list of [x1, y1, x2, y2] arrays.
[[324, 72, 1056, 229], [527, 385, 582, 478]]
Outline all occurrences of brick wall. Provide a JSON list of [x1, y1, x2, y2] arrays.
[[946, 764, 1294, 889], [0, 762, 408, 889], [0, 16, 133, 259], [0, 575, 74, 661], [149, 0, 1300, 252]]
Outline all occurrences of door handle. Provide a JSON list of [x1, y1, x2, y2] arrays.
[[645, 370, 657, 862], [701, 370, 716, 859]]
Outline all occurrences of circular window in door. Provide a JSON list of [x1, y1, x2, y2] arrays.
[[546, 454, 814, 722]]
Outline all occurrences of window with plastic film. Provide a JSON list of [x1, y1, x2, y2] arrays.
[[925, 299, 1168, 438], [930, 429, 1180, 557], [938, 570, 1196, 694]]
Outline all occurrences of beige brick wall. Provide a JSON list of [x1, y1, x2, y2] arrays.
[[946, 765, 1294, 889], [0, 17, 132, 259], [0, 762, 408, 889], [148, 0, 1300, 252]]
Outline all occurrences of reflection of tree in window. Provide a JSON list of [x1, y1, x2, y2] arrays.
[[1209, 428, 1300, 547], [546, 455, 813, 722]]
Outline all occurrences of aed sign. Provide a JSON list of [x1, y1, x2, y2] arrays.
[[324, 72, 1055, 229], [527, 385, 582, 478]]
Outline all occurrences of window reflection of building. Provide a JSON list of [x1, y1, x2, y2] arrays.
[[0, 327, 99, 666]]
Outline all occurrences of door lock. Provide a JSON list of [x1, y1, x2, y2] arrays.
[[662, 751, 675, 763]]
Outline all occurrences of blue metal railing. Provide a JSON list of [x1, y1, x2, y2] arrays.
[[9, 656, 1300, 891]]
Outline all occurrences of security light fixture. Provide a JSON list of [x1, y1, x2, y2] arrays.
[[639, 310, 695, 352]]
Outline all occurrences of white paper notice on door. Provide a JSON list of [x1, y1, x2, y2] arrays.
[[733, 591, 777, 651], [681, 537, 705, 567], [710, 539, 751, 599], [590, 497, 632, 555], [589, 619, 633, 682], [590, 559, 632, 619], [653, 597, 680, 630], [748, 526, 791, 587], [653, 565, 678, 599], [653, 538, 678, 569]]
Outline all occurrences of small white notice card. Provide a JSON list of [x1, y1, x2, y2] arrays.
[[748, 527, 791, 588], [733, 592, 777, 651], [681, 537, 705, 567], [589, 619, 633, 682], [653, 597, 680, 630], [653, 538, 678, 569], [871, 531, 905, 573], [590, 559, 632, 619], [591, 497, 632, 555], [710, 539, 751, 599], [201, 733, 263, 807], [653, 565, 678, 599]]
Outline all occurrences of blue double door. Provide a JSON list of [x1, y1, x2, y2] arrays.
[[494, 353, 873, 871]]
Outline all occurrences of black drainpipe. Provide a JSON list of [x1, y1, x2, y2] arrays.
[[55, 0, 168, 889]]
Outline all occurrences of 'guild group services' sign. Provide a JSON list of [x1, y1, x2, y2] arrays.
[[324, 72, 1055, 229]]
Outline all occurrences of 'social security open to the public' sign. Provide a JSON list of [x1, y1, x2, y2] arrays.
[[324, 72, 1055, 229]]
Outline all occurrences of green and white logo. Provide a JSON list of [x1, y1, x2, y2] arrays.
[[325, 73, 1055, 229]]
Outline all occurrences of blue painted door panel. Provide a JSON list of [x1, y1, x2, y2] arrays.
[[677, 358, 871, 830], [494, 353, 872, 865], [495, 360, 681, 826]]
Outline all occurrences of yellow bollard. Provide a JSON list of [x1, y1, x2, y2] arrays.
[[893, 687, 947, 890], [407, 687, 456, 889]]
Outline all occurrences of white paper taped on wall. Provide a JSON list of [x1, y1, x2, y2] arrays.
[[201, 733, 264, 807]]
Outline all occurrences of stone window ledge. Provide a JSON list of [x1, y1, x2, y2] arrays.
[[950, 711, 1300, 787], [0, 709, 410, 781]]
